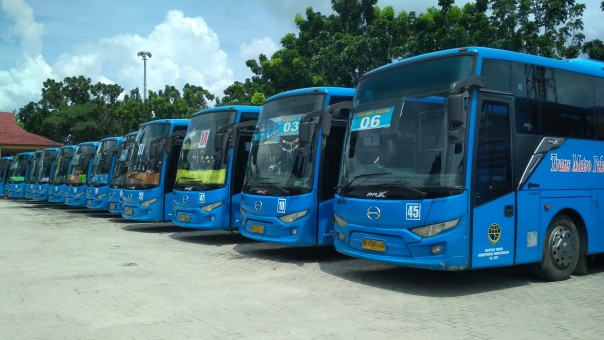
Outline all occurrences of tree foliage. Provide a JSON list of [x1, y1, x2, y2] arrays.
[[17, 0, 603, 145]]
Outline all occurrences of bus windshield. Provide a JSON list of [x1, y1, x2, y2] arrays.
[[338, 55, 474, 199], [9, 154, 29, 183], [110, 137, 137, 189], [26, 153, 42, 184], [67, 145, 96, 186], [35, 150, 57, 184], [89, 140, 118, 186], [0, 159, 8, 182], [50, 148, 75, 185], [125, 123, 170, 189], [175, 110, 237, 191], [243, 94, 324, 196]]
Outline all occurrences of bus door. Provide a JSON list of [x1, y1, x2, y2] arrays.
[[230, 129, 253, 227], [163, 131, 185, 220], [471, 93, 515, 268]]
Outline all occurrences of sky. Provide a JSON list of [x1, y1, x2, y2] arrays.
[[1, 0, 603, 113]]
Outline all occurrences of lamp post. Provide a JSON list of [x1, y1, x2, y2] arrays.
[[137, 51, 152, 102]]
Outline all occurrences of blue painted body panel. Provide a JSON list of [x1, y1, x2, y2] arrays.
[[333, 47, 604, 270], [172, 106, 261, 230], [239, 87, 355, 246]]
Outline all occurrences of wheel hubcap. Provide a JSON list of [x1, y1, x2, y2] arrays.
[[549, 225, 576, 268]]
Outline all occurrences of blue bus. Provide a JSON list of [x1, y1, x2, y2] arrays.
[[64, 142, 99, 206], [108, 131, 138, 214], [24, 150, 43, 199], [5, 152, 34, 198], [172, 106, 260, 230], [332, 46, 604, 281], [239, 87, 355, 245], [122, 119, 189, 221], [48, 145, 77, 203], [31, 148, 60, 201], [85, 136, 124, 209], [0, 156, 13, 197]]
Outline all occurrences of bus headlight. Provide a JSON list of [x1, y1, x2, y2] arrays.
[[278, 210, 308, 223], [96, 193, 107, 200], [410, 218, 460, 238], [333, 214, 348, 227], [140, 198, 157, 207], [75, 192, 84, 197], [201, 201, 222, 212]]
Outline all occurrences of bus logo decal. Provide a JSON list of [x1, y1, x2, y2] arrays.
[[488, 223, 501, 244], [182, 195, 189, 204], [366, 206, 381, 220], [254, 201, 263, 211], [138, 192, 144, 200], [277, 198, 286, 213], [405, 203, 421, 220], [198, 193, 205, 203]]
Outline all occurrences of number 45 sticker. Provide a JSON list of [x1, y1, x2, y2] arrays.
[[406, 203, 421, 220]]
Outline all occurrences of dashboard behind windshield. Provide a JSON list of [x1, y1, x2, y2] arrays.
[[339, 55, 474, 199], [243, 93, 325, 196], [175, 110, 236, 191], [124, 123, 170, 189]]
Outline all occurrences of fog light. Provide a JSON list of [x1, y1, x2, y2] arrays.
[[210, 215, 215, 221], [431, 245, 443, 255], [337, 232, 346, 241], [291, 228, 297, 235]]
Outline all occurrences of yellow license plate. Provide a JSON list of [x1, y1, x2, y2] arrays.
[[110, 203, 116, 210], [362, 239, 386, 252], [179, 214, 190, 222], [251, 224, 264, 234], [125, 208, 133, 216]]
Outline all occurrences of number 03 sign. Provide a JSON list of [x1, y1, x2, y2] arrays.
[[351, 107, 394, 131]]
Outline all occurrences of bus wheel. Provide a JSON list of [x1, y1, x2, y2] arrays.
[[531, 215, 580, 281]]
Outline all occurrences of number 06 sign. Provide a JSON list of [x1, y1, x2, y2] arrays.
[[351, 107, 394, 131]]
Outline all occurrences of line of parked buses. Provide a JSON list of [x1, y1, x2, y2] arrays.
[[2, 47, 604, 282]]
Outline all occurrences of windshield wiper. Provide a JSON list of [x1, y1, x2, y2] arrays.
[[338, 171, 392, 194], [175, 176, 210, 190], [374, 183, 427, 198]]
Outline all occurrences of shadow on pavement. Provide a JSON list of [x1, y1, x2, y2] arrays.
[[232, 243, 348, 265], [316, 256, 573, 297], [121, 223, 186, 234], [170, 230, 256, 246]]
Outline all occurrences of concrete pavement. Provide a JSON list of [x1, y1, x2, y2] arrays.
[[1, 199, 604, 339]]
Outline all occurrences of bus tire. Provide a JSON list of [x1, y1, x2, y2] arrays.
[[531, 215, 580, 281]]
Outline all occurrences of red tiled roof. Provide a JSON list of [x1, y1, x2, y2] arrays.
[[0, 112, 62, 147]]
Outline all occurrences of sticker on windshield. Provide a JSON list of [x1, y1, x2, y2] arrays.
[[253, 114, 303, 144], [351, 107, 394, 131], [199, 129, 210, 148]]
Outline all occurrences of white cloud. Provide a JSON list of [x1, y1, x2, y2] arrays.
[[53, 10, 234, 98], [239, 37, 279, 60], [1, 7, 235, 111], [1, 0, 43, 57]]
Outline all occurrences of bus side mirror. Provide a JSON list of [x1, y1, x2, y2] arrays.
[[299, 120, 311, 146], [447, 93, 466, 144], [321, 114, 332, 138]]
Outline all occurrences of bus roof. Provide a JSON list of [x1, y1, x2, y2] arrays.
[[99, 136, 123, 142], [364, 46, 604, 79], [124, 131, 138, 137], [141, 119, 190, 127], [77, 141, 99, 147], [265, 87, 355, 103], [192, 105, 261, 118], [60, 145, 77, 150]]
